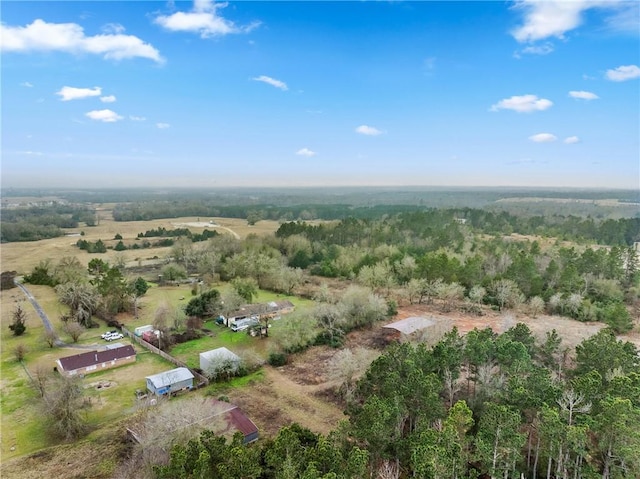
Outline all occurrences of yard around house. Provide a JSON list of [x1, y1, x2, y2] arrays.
[[1, 272, 316, 465], [0, 284, 178, 461]]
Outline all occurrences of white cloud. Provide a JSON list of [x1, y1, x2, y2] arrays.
[[604, 2, 640, 34], [511, 0, 620, 43], [564, 136, 580, 144], [529, 133, 557, 143], [100, 95, 116, 103], [156, 123, 170, 129], [130, 115, 146, 121], [355, 125, 383, 136], [85, 109, 123, 122], [17, 150, 43, 156], [155, 0, 260, 38], [514, 42, 555, 58], [490, 94, 553, 113], [252, 75, 288, 91], [569, 90, 599, 100], [57, 86, 102, 101], [0, 19, 164, 63], [296, 148, 317, 157], [102, 23, 125, 35], [605, 64, 640, 82], [20, 81, 33, 87]]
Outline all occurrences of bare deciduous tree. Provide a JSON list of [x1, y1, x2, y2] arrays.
[[528, 296, 545, 318], [490, 279, 524, 311], [13, 343, 28, 362], [64, 322, 86, 343], [327, 347, 379, 402], [32, 364, 53, 398], [40, 375, 89, 441], [557, 389, 591, 426], [118, 396, 227, 478], [43, 329, 58, 348], [436, 281, 465, 312]]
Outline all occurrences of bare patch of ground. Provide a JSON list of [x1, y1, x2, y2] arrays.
[[228, 366, 346, 437], [395, 303, 609, 352]]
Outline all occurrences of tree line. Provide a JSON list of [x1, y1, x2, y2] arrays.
[[0, 203, 96, 242]]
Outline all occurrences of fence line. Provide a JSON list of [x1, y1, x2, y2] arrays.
[[122, 327, 209, 388]]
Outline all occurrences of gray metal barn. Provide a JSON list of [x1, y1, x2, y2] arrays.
[[145, 367, 194, 396]]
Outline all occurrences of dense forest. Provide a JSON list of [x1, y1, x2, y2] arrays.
[[155, 326, 640, 479]]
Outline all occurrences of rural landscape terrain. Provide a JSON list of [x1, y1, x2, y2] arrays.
[[1, 186, 639, 479]]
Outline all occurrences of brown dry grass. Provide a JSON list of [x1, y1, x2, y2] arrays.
[[228, 366, 346, 438], [0, 212, 280, 274]]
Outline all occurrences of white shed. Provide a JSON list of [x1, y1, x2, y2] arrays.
[[200, 347, 241, 377]]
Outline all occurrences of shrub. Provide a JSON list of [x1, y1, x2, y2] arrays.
[[268, 352, 288, 367]]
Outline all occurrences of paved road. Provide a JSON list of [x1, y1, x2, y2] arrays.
[[14, 280, 95, 349]]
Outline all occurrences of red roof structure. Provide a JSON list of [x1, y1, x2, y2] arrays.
[[208, 399, 259, 443]]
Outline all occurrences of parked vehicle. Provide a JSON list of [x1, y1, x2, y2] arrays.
[[230, 317, 259, 332], [101, 330, 118, 339], [105, 332, 124, 341]]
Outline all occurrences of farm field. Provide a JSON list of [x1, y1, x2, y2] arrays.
[[0, 212, 281, 274]]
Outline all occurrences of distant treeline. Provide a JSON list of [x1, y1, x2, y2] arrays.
[[277, 210, 640, 247], [0, 204, 96, 242], [4, 186, 639, 206], [137, 227, 219, 242], [75, 229, 219, 253], [113, 202, 436, 222], [116, 202, 640, 246]]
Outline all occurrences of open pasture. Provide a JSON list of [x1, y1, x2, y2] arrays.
[[0, 213, 281, 275]]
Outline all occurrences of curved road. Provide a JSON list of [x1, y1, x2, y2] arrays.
[[14, 280, 95, 349]]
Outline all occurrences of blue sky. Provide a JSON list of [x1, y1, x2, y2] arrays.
[[1, 1, 639, 189]]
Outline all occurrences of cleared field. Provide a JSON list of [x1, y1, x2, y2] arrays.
[[0, 214, 280, 274]]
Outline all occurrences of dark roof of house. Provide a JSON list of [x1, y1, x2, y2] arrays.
[[57, 345, 136, 372], [228, 407, 259, 437], [208, 399, 259, 438]]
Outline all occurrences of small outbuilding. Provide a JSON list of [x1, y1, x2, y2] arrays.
[[134, 325, 154, 337], [56, 345, 136, 377], [200, 347, 241, 375], [207, 399, 260, 444], [145, 367, 194, 396], [382, 316, 452, 345]]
